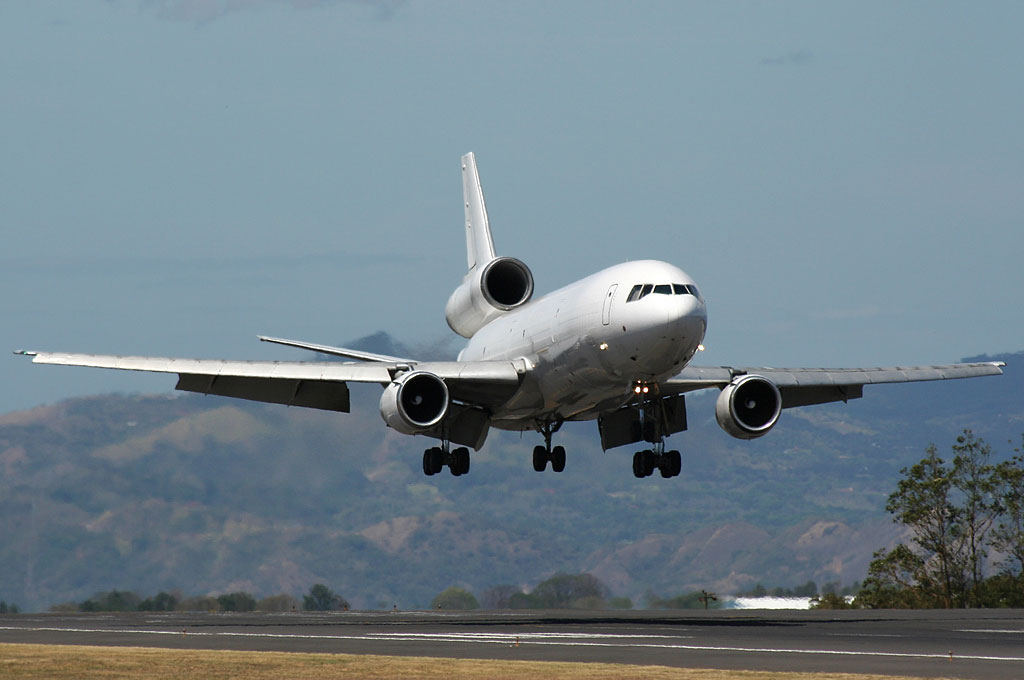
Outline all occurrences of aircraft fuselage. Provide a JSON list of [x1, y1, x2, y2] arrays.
[[458, 259, 707, 427]]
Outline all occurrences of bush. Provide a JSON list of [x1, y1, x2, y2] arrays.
[[303, 584, 348, 611], [257, 594, 299, 612], [430, 587, 479, 610], [217, 591, 256, 612]]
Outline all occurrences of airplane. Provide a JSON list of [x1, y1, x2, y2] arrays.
[[17, 153, 1005, 479]]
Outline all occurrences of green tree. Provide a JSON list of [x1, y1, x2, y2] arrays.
[[138, 591, 178, 612], [0, 600, 20, 614], [79, 590, 141, 612], [217, 591, 256, 612], [480, 584, 522, 609], [303, 584, 348, 611], [950, 430, 1002, 604], [885, 444, 967, 607], [992, 446, 1024, 575], [257, 594, 299, 612], [430, 587, 479, 610], [530, 573, 608, 609]]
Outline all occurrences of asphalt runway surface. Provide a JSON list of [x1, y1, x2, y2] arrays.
[[2, 609, 1023, 679]]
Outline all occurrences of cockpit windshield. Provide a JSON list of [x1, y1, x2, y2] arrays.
[[626, 282, 702, 302]]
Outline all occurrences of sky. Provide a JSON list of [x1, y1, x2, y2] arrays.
[[2, 1, 1022, 414]]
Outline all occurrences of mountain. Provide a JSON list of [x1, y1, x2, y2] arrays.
[[1, 339, 1019, 611]]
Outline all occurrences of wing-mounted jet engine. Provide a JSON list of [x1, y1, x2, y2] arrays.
[[445, 152, 534, 338], [715, 374, 782, 439], [379, 370, 450, 434]]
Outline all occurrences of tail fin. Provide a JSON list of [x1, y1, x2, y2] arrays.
[[461, 152, 496, 270]]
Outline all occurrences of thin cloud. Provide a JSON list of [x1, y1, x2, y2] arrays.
[[760, 50, 813, 66]]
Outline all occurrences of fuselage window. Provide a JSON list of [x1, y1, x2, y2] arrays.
[[626, 284, 644, 302], [653, 284, 672, 295]]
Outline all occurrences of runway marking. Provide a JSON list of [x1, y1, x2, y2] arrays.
[[3, 626, 1024, 664], [957, 629, 1024, 634]]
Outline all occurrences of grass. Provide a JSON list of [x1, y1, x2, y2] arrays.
[[0, 643, 948, 680]]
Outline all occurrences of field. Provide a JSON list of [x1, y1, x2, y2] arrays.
[[0, 643, 943, 680]]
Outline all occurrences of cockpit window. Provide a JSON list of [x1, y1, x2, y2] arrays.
[[626, 282, 703, 302]]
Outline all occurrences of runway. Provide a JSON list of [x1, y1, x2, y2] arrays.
[[2, 609, 1023, 679]]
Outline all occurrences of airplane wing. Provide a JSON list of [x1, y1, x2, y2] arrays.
[[662, 361, 1006, 408], [16, 350, 524, 413]]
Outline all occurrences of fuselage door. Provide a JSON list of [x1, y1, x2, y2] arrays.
[[602, 284, 618, 326]]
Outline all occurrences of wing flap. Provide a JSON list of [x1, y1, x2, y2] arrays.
[[175, 374, 350, 412]]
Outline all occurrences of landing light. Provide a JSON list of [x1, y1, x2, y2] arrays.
[[599, 342, 608, 351], [697, 344, 705, 351]]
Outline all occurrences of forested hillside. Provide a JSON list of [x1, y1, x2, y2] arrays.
[[1, 344, 1018, 611]]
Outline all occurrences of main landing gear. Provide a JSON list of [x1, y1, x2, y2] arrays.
[[632, 446, 681, 478], [422, 443, 470, 477], [532, 419, 566, 473]]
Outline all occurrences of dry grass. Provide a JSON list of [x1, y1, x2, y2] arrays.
[[0, 643, 948, 680]]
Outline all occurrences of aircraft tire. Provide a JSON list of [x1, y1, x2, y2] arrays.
[[667, 450, 682, 477], [533, 445, 548, 472], [632, 451, 644, 478], [641, 450, 655, 477], [423, 450, 434, 476], [551, 445, 566, 473]]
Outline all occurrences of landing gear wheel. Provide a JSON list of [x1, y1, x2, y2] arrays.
[[423, 447, 443, 476], [667, 450, 681, 477], [533, 445, 548, 472], [641, 449, 655, 477], [550, 445, 566, 473], [450, 447, 470, 476], [632, 451, 645, 478]]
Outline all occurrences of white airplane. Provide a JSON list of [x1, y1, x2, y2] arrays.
[[18, 153, 1004, 479]]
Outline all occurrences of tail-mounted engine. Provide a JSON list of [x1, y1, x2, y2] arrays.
[[715, 374, 782, 439], [445, 256, 534, 338], [379, 371, 450, 435]]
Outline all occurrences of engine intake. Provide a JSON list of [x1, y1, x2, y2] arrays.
[[446, 257, 534, 337], [715, 374, 782, 439], [379, 371, 450, 434]]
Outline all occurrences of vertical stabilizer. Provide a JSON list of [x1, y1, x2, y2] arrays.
[[461, 152, 496, 270]]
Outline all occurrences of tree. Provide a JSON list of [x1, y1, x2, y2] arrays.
[[992, 447, 1024, 575], [303, 584, 348, 611], [949, 430, 1002, 604], [884, 444, 967, 607], [530, 573, 608, 609], [480, 584, 522, 609], [0, 601, 20, 614], [79, 590, 141, 612], [217, 591, 256, 612], [257, 594, 299, 612], [138, 592, 178, 612], [430, 587, 479, 610]]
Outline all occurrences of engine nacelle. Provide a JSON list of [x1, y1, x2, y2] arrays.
[[715, 375, 782, 440], [379, 371, 450, 435], [445, 256, 534, 338]]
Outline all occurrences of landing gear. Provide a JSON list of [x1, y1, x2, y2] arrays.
[[532, 420, 566, 473], [630, 391, 682, 479], [422, 444, 471, 476], [632, 448, 681, 478]]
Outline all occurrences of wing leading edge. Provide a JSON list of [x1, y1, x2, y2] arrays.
[[664, 361, 1006, 407], [17, 351, 524, 413]]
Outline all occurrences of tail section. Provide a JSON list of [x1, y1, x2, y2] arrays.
[[461, 152, 496, 271], [446, 153, 535, 338]]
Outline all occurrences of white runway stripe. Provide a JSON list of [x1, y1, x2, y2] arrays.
[[2, 626, 1024, 664]]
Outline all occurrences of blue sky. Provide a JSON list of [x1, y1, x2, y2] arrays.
[[3, 1, 1021, 413]]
